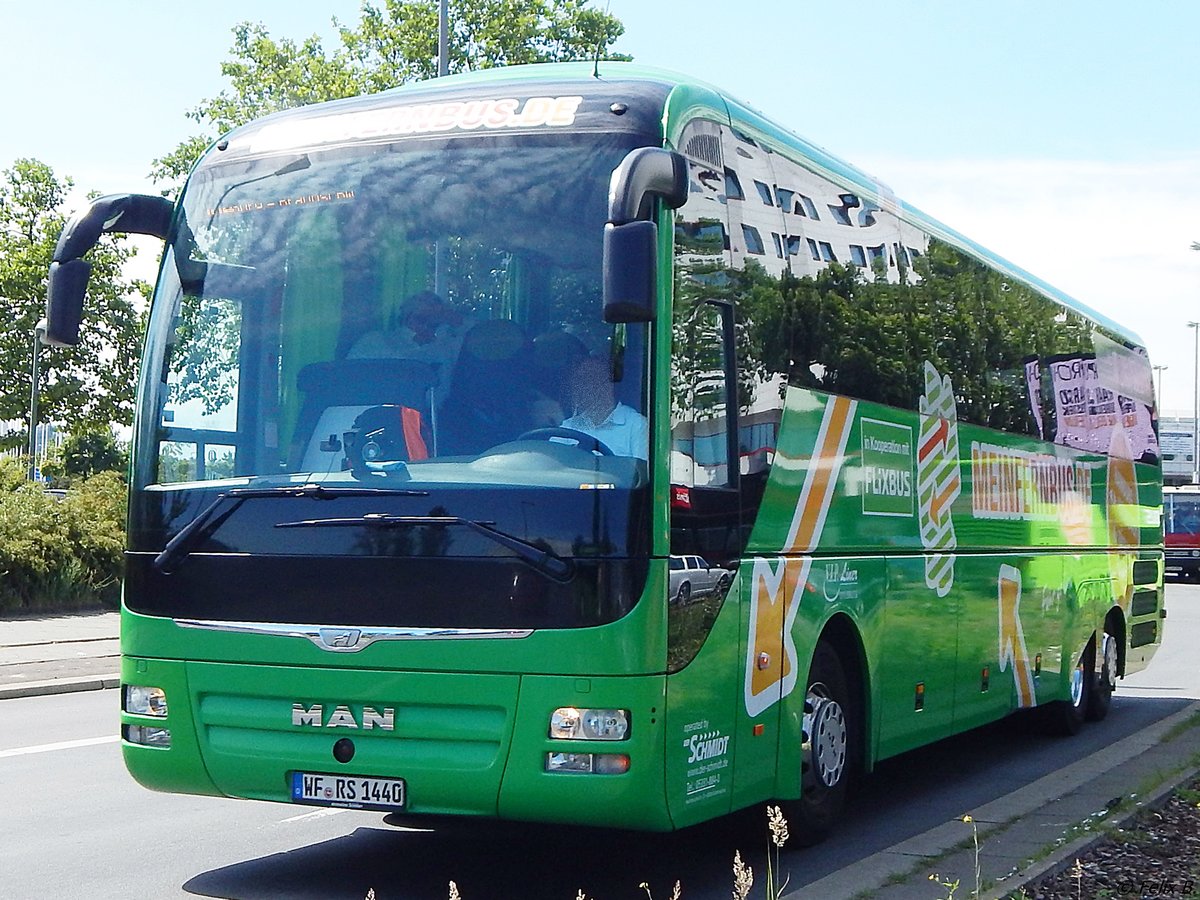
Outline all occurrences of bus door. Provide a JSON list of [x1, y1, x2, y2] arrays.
[[664, 293, 746, 824]]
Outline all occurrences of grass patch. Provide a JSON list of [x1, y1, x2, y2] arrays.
[[1161, 709, 1200, 743]]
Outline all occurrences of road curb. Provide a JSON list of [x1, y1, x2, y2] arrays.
[[0, 636, 119, 650], [788, 700, 1200, 899], [0, 674, 120, 701]]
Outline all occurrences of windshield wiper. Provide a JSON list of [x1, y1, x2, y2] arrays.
[[153, 483, 429, 574], [275, 514, 574, 582]]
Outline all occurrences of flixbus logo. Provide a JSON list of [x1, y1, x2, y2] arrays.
[[291, 703, 396, 731], [860, 418, 915, 517]]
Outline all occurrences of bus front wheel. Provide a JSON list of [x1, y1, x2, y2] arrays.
[[788, 643, 852, 845]]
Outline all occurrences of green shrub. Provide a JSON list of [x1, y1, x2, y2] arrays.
[[0, 458, 127, 614]]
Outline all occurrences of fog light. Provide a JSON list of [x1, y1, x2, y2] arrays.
[[545, 752, 630, 774], [546, 751, 592, 773], [548, 707, 629, 740], [123, 724, 172, 748], [124, 685, 168, 718]]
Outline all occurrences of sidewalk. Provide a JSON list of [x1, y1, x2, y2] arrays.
[[791, 700, 1200, 899], [0, 610, 120, 699]]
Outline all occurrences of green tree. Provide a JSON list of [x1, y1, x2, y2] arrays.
[[152, 0, 629, 186], [59, 428, 127, 481], [0, 159, 148, 449]]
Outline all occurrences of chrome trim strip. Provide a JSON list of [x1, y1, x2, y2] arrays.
[[174, 618, 533, 651]]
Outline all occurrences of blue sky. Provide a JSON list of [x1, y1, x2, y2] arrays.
[[4, 0, 1198, 415]]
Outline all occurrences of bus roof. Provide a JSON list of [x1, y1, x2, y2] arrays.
[[212, 61, 1144, 351]]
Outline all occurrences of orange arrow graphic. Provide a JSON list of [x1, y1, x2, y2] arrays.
[[998, 564, 1037, 708], [750, 561, 802, 698], [745, 557, 808, 717]]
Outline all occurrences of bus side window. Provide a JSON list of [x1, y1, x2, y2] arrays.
[[158, 294, 242, 484]]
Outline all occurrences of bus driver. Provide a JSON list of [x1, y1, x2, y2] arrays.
[[561, 354, 649, 460]]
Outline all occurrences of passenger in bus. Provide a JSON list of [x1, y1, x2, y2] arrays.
[[348, 290, 469, 402], [561, 354, 649, 460]]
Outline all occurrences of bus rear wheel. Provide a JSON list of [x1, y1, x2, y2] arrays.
[[1086, 626, 1118, 722], [1043, 641, 1093, 736], [787, 643, 852, 845]]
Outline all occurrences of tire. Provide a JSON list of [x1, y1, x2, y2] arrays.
[[675, 582, 691, 605], [1086, 626, 1118, 722], [1043, 640, 1093, 736], [786, 642, 853, 845]]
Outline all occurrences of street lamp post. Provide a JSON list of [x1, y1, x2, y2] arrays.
[[27, 317, 47, 481], [1153, 364, 1167, 409], [1190, 240, 1200, 483], [1191, 321, 1200, 485], [438, 0, 449, 76]]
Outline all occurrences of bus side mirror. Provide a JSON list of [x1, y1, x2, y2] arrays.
[[45, 260, 92, 347], [603, 221, 657, 323], [44, 193, 174, 346], [602, 148, 688, 324]]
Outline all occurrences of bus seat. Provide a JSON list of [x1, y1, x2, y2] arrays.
[[292, 358, 436, 471], [438, 320, 535, 455]]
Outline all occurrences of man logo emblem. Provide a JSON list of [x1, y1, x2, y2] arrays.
[[318, 628, 363, 650]]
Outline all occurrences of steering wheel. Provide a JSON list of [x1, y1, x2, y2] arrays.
[[516, 427, 613, 456]]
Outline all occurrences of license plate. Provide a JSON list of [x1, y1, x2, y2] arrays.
[[291, 772, 406, 811]]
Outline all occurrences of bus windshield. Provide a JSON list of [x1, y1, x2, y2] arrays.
[[128, 130, 653, 628]]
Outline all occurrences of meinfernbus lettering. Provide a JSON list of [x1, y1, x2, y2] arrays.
[[246, 95, 585, 152]]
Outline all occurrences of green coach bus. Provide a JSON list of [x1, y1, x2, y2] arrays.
[[45, 63, 1163, 839]]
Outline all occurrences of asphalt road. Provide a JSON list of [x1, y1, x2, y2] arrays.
[[3, 584, 1197, 900]]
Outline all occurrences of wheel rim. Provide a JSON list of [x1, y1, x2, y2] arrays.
[[1069, 663, 1085, 707], [1100, 633, 1118, 686], [803, 684, 847, 788]]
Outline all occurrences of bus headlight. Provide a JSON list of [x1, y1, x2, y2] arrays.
[[124, 685, 168, 718], [548, 707, 630, 740]]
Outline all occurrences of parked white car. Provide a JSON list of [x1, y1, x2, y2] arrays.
[[668, 555, 733, 605]]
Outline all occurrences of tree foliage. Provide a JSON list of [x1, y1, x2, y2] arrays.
[[55, 428, 128, 482], [0, 159, 148, 448], [152, 0, 629, 186]]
